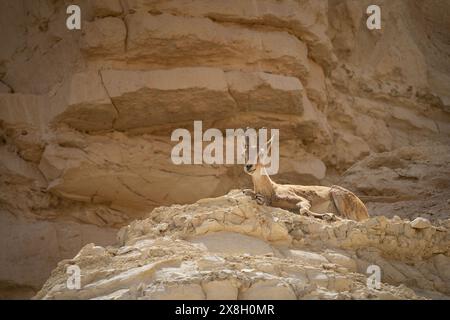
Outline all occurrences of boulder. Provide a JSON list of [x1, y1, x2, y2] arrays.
[[410, 217, 432, 229]]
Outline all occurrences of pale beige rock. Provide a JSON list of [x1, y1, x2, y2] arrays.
[[34, 192, 450, 300], [89, 0, 123, 17], [203, 280, 238, 300], [0, 94, 49, 131], [0, 210, 116, 299], [333, 131, 370, 169], [101, 67, 235, 130], [38, 131, 233, 212], [190, 232, 277, 256], [1, 0, 450, 300], [327, 95, 394, 153], [92, 289, 133, 300], [433, 254, 450, 282], [323, 252, 357, 272], [144, 284, 205, 300], [125, 12, 309, 79], [124, 0, 336, 70], [305, 60, 327, 110], [0, 0, 83, 95], [224, 70, 331, 140], [225, 70, 305, 114], [80, 17, 126, 56], [240, 280, 297, 300], [307, 270, 329, 288], [34, 67, 337, 214], [52, 71, 117, 132], [410, 217, 432, 229], [391, 106, 439, 133], [279, 152, 327, 183], [286, 249, 329, 267], [341, 144, 450, 221]]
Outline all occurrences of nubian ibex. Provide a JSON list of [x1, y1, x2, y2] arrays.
[[242, 135, 369, 222]]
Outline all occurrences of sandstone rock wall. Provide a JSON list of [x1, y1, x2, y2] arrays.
[[0, 0, 449, 298]]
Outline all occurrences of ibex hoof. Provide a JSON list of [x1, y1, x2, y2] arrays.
[[255, 194, 266, 205]]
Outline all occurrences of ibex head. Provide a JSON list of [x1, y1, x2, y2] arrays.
[[243, 133, 275, 176]]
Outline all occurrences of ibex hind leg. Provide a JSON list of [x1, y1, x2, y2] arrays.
[[296, 199, 340, 221], [330, 185, 369, 221]]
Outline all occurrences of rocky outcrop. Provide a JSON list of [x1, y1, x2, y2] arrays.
[[340, 144, 450, 221], [35, 191, 450, 300], [0, 0, 449, 298], [0, 211, 116, 299]]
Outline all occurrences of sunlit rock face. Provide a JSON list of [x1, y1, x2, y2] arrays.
[[35, 191, 450, 300], [0, 0, 449, 298]]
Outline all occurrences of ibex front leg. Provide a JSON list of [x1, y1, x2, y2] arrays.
[[243, 189, 268, 205]]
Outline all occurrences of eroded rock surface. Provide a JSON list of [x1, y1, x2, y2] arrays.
[[35, 191, 450, 300], [0, 0, 449, 298], [340, 144, 450, 221]]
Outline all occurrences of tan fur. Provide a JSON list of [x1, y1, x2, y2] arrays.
[[243, 139, 369, 222], [329, 185, 369, 221]]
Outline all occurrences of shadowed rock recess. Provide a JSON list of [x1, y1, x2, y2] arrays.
[[0, 0, 449, 299]]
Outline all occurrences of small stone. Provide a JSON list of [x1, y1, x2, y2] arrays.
[[410, 217, 431, 229], [290, 229, 304, 239]]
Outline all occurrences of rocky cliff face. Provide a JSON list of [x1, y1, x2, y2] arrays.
[[35, 191, 450, 300], [0, 0, 449, 298]]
